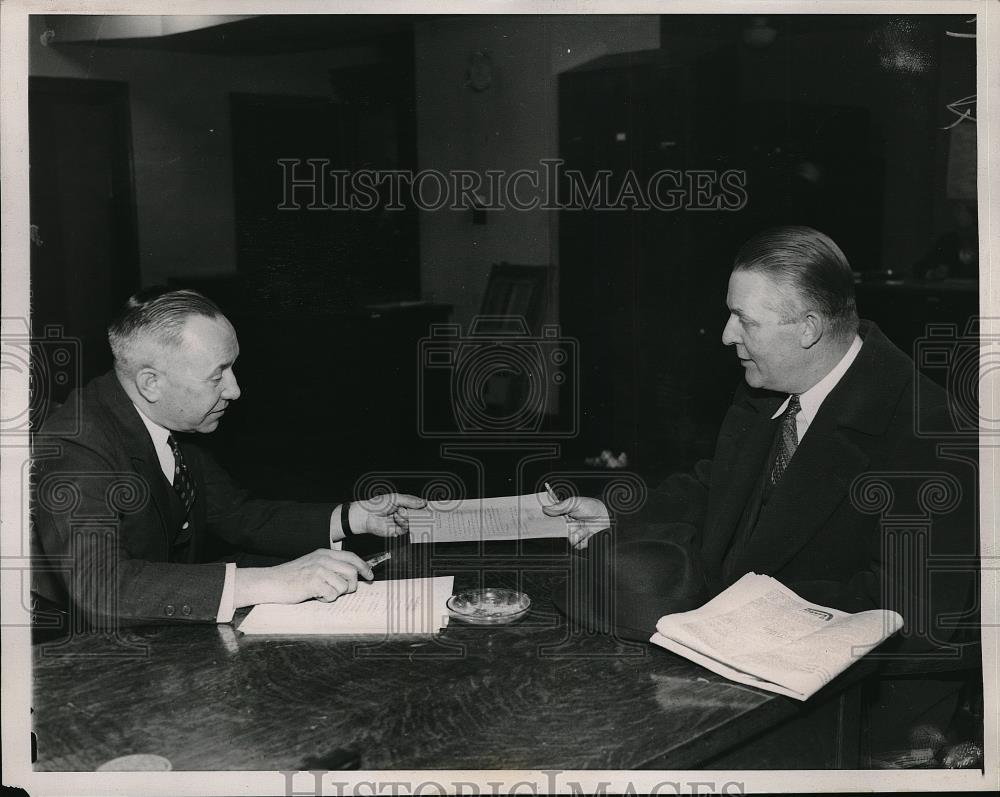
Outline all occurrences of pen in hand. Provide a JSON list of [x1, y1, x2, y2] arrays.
[[364, 551, 391, 572], [544, 482, 572, 528]]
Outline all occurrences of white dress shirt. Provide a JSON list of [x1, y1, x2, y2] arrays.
[[771, 334, 863, 441]]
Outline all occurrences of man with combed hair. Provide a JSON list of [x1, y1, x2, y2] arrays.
[[549, 226, 977, 653], [547, 227, 978, 752], [33, 287, 426, 625]]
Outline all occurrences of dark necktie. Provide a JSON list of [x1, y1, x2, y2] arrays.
[[768, 394, 801, 490], [168, 434, 196, 515]]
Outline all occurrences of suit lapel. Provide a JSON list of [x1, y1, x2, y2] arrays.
[[130, 455, 180, 548], [95, 372, 179, 549], [736, 425, 869, 576], [702, 396, 781, 572]]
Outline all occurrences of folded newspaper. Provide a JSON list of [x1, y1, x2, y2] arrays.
[[650, 573, 903, 700]]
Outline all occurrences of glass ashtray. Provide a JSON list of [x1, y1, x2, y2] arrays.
[[446, 588, 531, 625]]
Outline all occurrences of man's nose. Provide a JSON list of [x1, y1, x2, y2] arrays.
[[222, 371, 241, 400], [721, 314, 740, 346]]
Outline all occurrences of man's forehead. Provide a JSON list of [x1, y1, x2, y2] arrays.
[[728, 271, 794, 314], [729, 269, 781, 291], [180, 314, 236, 344], [177, 315, 239, 361]]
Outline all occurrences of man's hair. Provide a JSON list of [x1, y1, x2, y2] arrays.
[[732, 225, 859, 337], [108, 286, 223, 371]]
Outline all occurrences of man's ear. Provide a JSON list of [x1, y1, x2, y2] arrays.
[[134, 367, 163, 403], [800, 312, 824, 349]]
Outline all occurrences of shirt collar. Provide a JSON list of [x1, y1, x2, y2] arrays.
[[772, 334, 863, 423], [131, 402, 172, 450]]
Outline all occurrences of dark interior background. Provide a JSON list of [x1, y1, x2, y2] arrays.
[[28, 13, 978, 501]]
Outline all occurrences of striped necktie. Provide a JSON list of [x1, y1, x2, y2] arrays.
[[768, 394, 801, 488], [167, 434, 196, 515]]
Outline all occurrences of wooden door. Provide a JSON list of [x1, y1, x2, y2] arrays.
[[230, 86, 419, 316], [29, 77, 139, 398], [559, 57, 737, 471]]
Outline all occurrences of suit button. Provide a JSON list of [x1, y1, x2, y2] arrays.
[[181, 521, 189, 530], [165, 604, 176, 617], [181, 605, 192, 616]]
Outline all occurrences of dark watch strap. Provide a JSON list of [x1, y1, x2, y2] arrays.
[[340, 501, 354, 538]]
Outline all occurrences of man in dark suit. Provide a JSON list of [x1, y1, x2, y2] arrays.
[[32, 287, 425, 626], [546, 225, 978, 654]]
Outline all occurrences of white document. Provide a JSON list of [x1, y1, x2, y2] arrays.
[[650, 573, 903, 700], [238, 576, 454, 636], [407, 492, 568, 543]]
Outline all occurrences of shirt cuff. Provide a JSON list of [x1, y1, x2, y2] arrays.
[[329, 509, 343, 551], [216, 562, 237, 623]]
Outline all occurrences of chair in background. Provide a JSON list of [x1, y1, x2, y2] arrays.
[[472, 263, 553, 422], [477, 262, 551, 335]]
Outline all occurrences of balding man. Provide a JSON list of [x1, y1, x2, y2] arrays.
[[33, 287, 425, 626]]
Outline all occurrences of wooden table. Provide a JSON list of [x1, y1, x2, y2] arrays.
[[32, 541, 861, 771]]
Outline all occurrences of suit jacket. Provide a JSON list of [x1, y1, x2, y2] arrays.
[[619, 321, 978, 651], [32, 371, 337, 624]]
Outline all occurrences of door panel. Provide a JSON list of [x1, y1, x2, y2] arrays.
[[29, 77, 139, 399]]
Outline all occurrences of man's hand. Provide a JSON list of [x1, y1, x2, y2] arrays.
[[234, 549, 374, 608], [348, 492, 427, 537], [542, 496, 611, 549]]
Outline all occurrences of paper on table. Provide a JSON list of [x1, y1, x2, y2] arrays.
[[238, 576, 454, 635], [650, 573, 903, 700], [406, 492, 568, 543]]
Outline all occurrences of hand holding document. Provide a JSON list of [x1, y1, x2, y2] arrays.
[[238, 576, 454, 636], [650, 573, 904, 700], [406, 492, 568, 543]]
